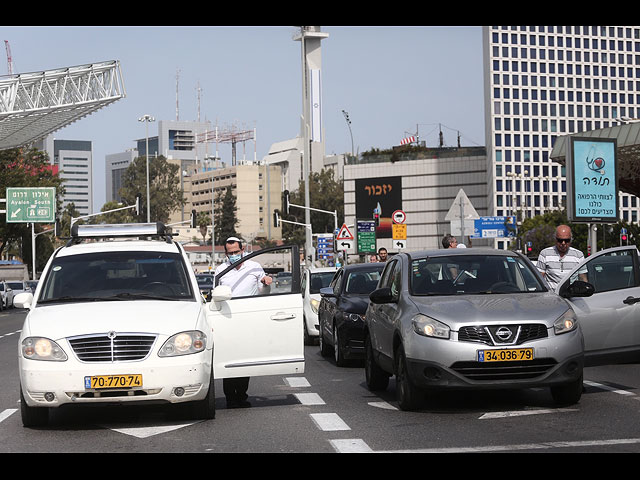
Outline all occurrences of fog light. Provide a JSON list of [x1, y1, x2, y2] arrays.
[[44, 392, 55, 402], [174, 387, 185, 397]]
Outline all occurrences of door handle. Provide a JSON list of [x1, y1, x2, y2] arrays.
[[623, 296, 640, 305], [271, 312, 297, 321]]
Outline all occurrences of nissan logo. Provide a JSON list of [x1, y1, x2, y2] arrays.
[[496, 327, 513, 341]]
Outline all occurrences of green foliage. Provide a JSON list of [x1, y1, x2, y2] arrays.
[[213, 186, 238, 246]]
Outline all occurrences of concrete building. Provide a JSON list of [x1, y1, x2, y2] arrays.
[[483, 25, 640, 249], [38, 136, 93, 216], [343, 147, 489, 253]]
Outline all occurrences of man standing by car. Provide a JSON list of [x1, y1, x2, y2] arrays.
[[377, 247, 388, 262], [215, 236, 272, 408], [537, 225, 586, 290]]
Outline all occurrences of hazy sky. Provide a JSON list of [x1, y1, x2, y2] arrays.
[[1, 26, 485, 208]]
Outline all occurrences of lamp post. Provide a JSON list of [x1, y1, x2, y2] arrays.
[[341, 109, 354, 159], [138, 114, 155, 222]]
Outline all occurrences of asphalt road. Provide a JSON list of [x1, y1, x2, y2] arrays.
[[2, 307, 640, 453]]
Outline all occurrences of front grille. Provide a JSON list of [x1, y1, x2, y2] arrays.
[[68, 333, 156, 362], [451, 359, 558, 381], [458, 324, 548, 346]]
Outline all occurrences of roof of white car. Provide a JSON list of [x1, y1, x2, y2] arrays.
[[57, 239, 180, 257]]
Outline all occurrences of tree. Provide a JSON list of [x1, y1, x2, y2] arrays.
[[197, 211, 211, 245], [0, 147, 65, 259], [118, 155, 185, 224], [213, 186, 239, 245], [93, 200, 137, 225]]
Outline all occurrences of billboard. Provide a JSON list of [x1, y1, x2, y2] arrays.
[[355, 176, 402, 239], [566, 137, 618, 223]]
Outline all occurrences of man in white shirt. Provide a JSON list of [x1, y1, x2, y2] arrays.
[[214, 236, 272, 408], [537, 225, 586, 290]]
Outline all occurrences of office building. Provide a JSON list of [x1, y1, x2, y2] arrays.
[[483, 26, 640, 249]]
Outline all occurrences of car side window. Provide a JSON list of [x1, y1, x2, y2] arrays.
[[569, 249, 638, 294], [331, 271, 343, 296], [389, 261, 402, 299], [379, 260, 397, 288]]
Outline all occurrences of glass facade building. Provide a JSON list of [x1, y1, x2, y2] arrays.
[[483, 26, 640, 249]]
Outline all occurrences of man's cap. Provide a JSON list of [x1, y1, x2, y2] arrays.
[[226, 236, 242, 243]]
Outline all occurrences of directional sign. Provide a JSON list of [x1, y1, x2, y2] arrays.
[[336, 239, 353, 251], [394, 239, 406, 250], [471, 216, 517, 238], [392, 209, 406, 224], [357, 219, 377, 253], [6, 187, 56, 223], [336, 223, 354, 241]]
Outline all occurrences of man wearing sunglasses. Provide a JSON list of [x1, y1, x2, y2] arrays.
[[536, 224, 585, 290]]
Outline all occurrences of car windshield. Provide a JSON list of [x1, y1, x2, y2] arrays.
[[8, 282, 23, 289], [196, 275, 213, 288], [411, 254, 545, 295], [38, 251, 194, 304], [345, 269, 383, 295], [309, 271, 336, 294]]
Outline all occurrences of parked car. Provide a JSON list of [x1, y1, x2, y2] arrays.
[[319, 262, 385, 366], [274, 272, 293, 292], [0, 281, 11, 310], [195, 273, 214, 301], [14, 222, 303, 427], [364, 249, 587, 410], [7, 280, 29, 305], [301, 267, 337, 345]]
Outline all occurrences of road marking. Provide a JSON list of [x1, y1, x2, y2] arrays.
[[0, 409, 17, 423], [374, 438, 640, 453], [368, 401, 398, 410], [102, 421, 203, 438], [584, 380, 636, 396], [310, 413, 351, 431], [284, 377, 310, 388], [0, 330, 20, 340], [330, 439, 373, 453], [294, 392, 325, 405], [479, 408, 579, 419]]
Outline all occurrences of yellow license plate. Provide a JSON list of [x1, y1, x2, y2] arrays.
[[478, 348, 534, 362], [84, 374, 142, 389]]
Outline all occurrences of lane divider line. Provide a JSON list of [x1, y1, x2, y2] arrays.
[[310, 413, 351, 431]]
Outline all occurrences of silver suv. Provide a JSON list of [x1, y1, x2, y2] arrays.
[[364, 249, 588, 411]]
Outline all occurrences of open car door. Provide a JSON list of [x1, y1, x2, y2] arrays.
[[208, 245, 304, 379], [557, 246, 640, 366]]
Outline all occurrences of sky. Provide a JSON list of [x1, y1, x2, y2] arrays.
[[1, 26, 485, 209]]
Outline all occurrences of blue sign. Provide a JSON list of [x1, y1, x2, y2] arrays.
[[471, 216, 517, 239], [568, 137, 618, 223]]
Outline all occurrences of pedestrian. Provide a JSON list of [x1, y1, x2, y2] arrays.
[[536, 225, 586, 290], [214, 236, 273, 408], [442, 234, 458, 248], [377, 247, 388, 262]]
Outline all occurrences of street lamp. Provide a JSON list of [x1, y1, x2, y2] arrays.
[[138, 114, 155, 222], [341, 109, 354, 159]]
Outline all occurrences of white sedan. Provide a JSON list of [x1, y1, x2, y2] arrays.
[[15, 223, 303, 427]]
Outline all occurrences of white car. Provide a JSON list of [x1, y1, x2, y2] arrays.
[[6, 280, 29, 306], [301, 267, 337, 345], [0, 281, 13, 310], [14, 223, 303, 427]]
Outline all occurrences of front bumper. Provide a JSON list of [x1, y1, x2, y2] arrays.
[[19, 352, 212, 408], [337, 319, 365, 359]]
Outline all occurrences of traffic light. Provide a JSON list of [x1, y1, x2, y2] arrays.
[[621, 232, 628, 245], [135, 193, 142, 216], [273, 209, 280, 228], [190, 209, 197, 228], [283, 190, 290, 215], [527, 241, 533, 254], [373, 210, 380, 227]]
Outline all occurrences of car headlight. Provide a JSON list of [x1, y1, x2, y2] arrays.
[[554, 309, 578, 335], [412, 314, 450, 339], [310, 298, 320, 314], [22, 337, 68, 361], [159, 330, 207, 357]]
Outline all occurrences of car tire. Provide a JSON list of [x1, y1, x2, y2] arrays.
[[20, 385, 48, 428], [191, 366, 216, 420], [333, 325, 347, 367], [395, 345, 423, 411], [319, 319, 332, 357], [550, 371, 583, 406], [365, 334, 389, 391]]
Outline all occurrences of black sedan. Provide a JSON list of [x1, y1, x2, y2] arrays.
[[318, 262, 385, 366]]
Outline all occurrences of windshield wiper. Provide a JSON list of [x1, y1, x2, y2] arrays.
[[38, 296, 106, 304], [104, 292, 177, 301]]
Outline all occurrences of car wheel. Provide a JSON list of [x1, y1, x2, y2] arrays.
[[333, 325, 347, 367], [550, 371, 583, 406], [20, 385, 49, 428], [395, 345, 423, 411], [319, 319, 332, 357], [365, 334, 389, 391], [190, 366, 216, 420]]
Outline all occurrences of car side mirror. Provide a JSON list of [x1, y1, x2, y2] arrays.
[[560, 280, 595, 298], [369, 287, 395, 304], [13, 292, 33, 309], [208, 285, 233, 311], [319, 287, 334, 297]]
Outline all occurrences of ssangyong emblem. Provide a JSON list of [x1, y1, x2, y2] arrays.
[[496, 327, 513, 341]]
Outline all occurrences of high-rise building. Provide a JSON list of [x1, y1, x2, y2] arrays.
[[483, 26, 640, 249]]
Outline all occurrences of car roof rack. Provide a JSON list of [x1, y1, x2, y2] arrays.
[[67, 222, 174, 245]]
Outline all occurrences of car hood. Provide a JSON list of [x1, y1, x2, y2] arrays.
[[410, 292, 570, 329], [338, 295, 370, 314], [24, 301, 203, 340]]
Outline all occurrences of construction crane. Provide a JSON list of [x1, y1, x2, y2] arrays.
[[4, 40, 14, 76], [197, 124, 256, 166]]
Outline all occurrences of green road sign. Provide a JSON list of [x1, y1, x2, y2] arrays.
[[357, 219, 377, 253], [5, 187, 56, 223]]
